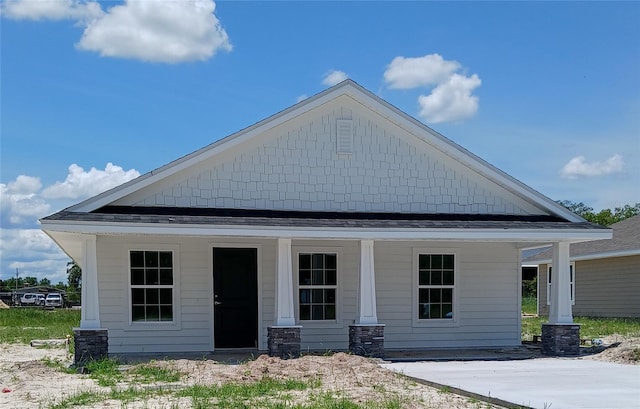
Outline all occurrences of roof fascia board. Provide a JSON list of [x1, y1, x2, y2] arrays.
[[41, 220, 612, 242], [525, 249, 640, 265]]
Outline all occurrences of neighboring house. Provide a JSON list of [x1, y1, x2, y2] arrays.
[[523, 215, 640, 318], [40, 80, 609, 359]]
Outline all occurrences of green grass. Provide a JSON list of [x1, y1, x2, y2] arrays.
[[0, 308, 80, 344], [85, 358, 124, 386], [131, 361, 183, 383], [522, 316, 640, 341], [521, 296, 537, 315]]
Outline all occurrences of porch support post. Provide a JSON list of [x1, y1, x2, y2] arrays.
[[356, 239, 378, 325], [350, 239, 384, 358], [548, 241, 573, 324], [268, 238, 300, 358], [74, 234, 108, 366], [542, 241, 580, 356], [274, 238, 295, 326], [80, 235, 101, 328]]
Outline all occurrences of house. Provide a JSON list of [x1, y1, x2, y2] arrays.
[[40, 80, 610, 362], [523, 215, 639, 318]]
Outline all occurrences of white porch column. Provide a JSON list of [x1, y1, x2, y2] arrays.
[[80, 235, 101, 329], [274, 238, 296, 326], [548, 241, 573, 324], [356, 239, 378, 324]]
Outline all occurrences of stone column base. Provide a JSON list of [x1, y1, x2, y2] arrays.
[[73, 328, 108, 366], [349, 324, 384, 358], [542, 323, 580, 356], [268, 326, 301, 359]]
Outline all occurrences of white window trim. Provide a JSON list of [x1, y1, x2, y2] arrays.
[[412, 248, 459, 327], [126, 245, 181, 330], [293, 246, 343, 329], [546, 263, 575, 306]]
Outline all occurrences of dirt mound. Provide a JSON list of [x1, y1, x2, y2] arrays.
[[590, 336, 640, 365], [0, 300, 9, 309]]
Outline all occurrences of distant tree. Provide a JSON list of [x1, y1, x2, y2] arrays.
[[38, 277, 51, 287], [23, 276, 38, 287], [557, 201, 640, 226], [67, 261, 82, 303], [2, 277, 23, 290], [55, 281, 67, 291]]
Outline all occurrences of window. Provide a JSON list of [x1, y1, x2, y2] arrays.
[[418, 254, 454, 320], [546, 263, 575, 306], [298, 253, 337, 321], [130, 250, 174, 322]]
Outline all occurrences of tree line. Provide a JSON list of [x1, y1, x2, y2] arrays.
[[557, 201, 639, 226], [0, 261, 82, 304]]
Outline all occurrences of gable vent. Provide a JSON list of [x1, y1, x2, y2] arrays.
[[336, 120, 353, 154]]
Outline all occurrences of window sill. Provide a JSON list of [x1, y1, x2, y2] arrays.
[[297, 320, 343, 329], [126, 321, 182, 331], [412, 319, 459, 328]]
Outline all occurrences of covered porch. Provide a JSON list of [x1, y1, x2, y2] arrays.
[[43, 213, 608, 363]]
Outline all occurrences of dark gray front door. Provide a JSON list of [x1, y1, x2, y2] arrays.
[[212, 248, 258, 348]]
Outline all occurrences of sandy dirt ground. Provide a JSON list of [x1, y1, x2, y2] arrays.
[[1, 338, 637, 409]]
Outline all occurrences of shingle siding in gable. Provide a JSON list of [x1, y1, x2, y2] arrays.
[[127, 100, 544, 215]]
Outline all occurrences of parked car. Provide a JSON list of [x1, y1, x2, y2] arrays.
[[45, 293, 63, 308], [20, 293, 45, 306]]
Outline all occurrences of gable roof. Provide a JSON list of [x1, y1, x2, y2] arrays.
[[52, 80, 582, 222], [523, 215, 640, 263]]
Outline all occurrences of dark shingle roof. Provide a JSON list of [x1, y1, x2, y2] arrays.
[[41, 206, 603, 230], [523, 215, 640, 262]]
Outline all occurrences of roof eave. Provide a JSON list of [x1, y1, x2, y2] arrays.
[[41, 219, 612, 242]]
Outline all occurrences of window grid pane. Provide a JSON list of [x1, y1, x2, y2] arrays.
[[418, 254, 454, 320], [298, 253, 337, 321], [131, 250, 174, 322]]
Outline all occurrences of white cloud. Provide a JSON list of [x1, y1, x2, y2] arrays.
[[417, 73, 482, 124], [0, 229, 62, 258], [1, 0, 103, 22], [560, 154, 624, 179], [322, 70, 349, 87], [43, 162, 140, 199], [384, 54, 460, 89], [383, 53, 481, 124], [2, 0, 231, 63], [0, 176, 50, 226], [1, 163, 139, 282], [296, 94, 308, 103], [76, 0, 232, 63], [0, 228, 69, 283], [6, 175, 42, 194]]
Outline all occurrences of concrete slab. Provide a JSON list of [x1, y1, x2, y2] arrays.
[[382, 358, 640, 409]]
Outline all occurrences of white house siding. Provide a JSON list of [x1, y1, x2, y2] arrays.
[[539, 256, 640, 318], [98, 235, 521, 354], [98, 235, 277, 354], [375, 241, 522, 349], [291, 240, 359, 352], [113, 96, 545, 216]]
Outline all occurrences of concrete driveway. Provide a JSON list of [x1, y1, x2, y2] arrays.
[[381, 358, 640, 409]]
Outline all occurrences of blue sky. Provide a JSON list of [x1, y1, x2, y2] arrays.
[[1, 1, 639, 283]]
